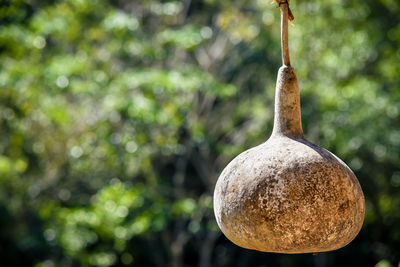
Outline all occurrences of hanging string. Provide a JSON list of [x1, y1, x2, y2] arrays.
[[275, 0, 294, 21], [279, 0, 294, 21]]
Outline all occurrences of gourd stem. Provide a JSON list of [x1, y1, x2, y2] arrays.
[[272, 1, 303, 138], [280, 1, 290, 66]]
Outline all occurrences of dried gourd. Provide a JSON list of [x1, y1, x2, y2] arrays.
[[213, 1, 365, 253]]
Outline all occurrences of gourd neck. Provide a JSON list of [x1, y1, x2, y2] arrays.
[[271, 65, 304, 138]]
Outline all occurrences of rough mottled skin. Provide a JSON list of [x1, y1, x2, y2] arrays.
[[213, 66, 365, 253]]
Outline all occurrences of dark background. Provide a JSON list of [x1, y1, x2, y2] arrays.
[[0, 0, 399, 266]]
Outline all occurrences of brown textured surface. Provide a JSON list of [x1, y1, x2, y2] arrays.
[[213, 66, 365, 253]]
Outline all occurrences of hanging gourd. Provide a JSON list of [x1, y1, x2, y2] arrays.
[[213, 0, 365, 253]]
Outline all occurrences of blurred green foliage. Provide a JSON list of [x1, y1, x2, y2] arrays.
[[0, 0, 399, 266]]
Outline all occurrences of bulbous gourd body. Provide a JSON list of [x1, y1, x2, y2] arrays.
[[213, 66, 365, 253]]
